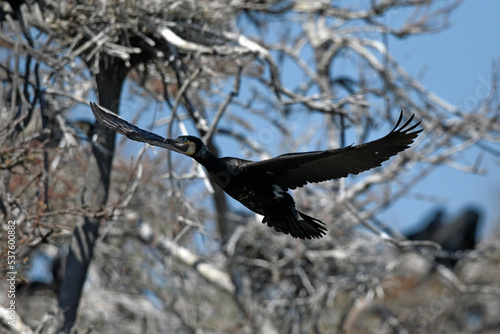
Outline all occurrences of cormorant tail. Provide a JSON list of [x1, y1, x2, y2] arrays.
[[263, 211, 327, 239]]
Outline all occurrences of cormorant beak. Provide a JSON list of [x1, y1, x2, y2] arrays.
[[164, 138, 196, 156]]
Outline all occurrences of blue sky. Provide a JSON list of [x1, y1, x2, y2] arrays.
[[231, 0, 500, 238], [379, 0, 500, 237], [76, 1, 500, 240]]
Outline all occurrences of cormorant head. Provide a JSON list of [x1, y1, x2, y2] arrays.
[[166, 135, 208, 158]]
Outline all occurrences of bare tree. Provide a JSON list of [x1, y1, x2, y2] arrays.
[[1, 0, 500, 333]]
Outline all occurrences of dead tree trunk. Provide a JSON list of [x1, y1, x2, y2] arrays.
[[56, 56, 129, 333]]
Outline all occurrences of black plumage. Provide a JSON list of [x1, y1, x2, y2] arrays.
[[407, 208, 480, 266], [90, 102, 422, 239]]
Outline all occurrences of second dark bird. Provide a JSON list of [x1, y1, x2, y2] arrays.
[[90, 102, 422, 239]]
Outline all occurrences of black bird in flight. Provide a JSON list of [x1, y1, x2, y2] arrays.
[[90, 102, 422, 239]]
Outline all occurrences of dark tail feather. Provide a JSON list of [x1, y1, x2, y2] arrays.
[[263, 211, 327, 239]]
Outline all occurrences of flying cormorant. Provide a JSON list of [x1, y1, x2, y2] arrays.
[[90, 102, 422, 239]]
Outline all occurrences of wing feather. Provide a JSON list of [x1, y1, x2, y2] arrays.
[[90, 102, 173, 150], [248, 112, 422, 189]]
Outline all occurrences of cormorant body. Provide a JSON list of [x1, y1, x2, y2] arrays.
[[90, 102, 422, 239], [407, 208, 480, 266]]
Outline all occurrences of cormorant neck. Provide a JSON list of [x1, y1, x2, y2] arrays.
[[192, 144, 218, 165]]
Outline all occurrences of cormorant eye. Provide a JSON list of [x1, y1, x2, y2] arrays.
[[183, 138, 189, 144]]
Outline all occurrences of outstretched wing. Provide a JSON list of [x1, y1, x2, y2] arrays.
[[90, 102, 173, 150], [247, 112, 422, 190]]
